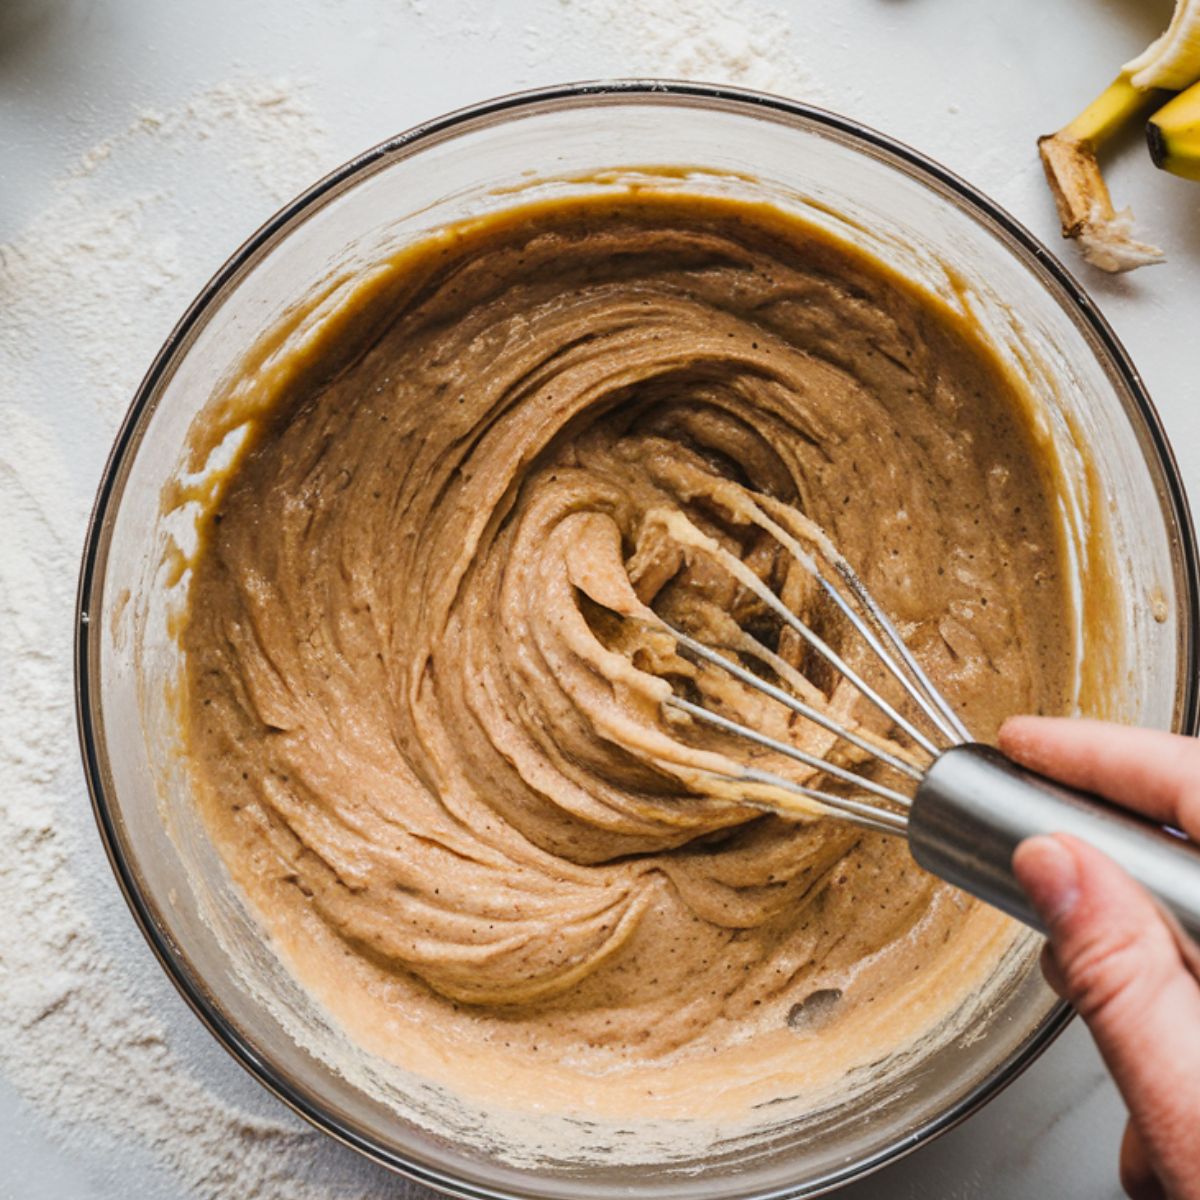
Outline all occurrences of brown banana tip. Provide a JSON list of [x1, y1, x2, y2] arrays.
[[1145, 119, 1167, 170]]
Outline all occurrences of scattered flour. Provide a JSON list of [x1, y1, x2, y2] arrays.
[[580, 0, 814, 95], [2, 80, 325, 422], [409, 0, 816, 98], [0, 11, 816, 1196], [546, 0, 816, 97], [74, 80, 325, 198], [0, 79, 401, 1199]]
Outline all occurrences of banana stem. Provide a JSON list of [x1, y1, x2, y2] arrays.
[[1040, 76, 1164, 235], [1038, 76, 1168, 271]]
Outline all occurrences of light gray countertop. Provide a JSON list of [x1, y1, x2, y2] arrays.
[[2, 0, 1196, 1196]]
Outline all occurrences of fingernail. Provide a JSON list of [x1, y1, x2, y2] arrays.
[[1013, 835, 1080, 928]]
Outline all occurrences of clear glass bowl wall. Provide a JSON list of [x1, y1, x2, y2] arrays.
[[77, 84, 1198, 1200]]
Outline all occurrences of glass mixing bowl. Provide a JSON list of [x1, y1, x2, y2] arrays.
[[76, 82, 1199, 1199]]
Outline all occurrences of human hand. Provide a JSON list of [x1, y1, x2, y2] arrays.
[[1001, 716, 1200, 1200]]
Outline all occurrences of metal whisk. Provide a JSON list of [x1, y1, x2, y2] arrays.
[[643, 500, 1200, 943]]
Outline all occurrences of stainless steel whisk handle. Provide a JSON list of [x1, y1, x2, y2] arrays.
[[909, 743, 1200, 945]]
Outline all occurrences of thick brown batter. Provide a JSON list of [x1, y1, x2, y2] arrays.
[[181, 192, 1072, 1122]]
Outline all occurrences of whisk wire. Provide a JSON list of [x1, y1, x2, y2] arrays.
[[730, 765, 910, 836], [666, 695, 913, 808], [663, 623, 924, 782], [636, 493, 975, 832], [734, 501, 968, 747], [828, 560, 973, 745], [728, 565, 944, 759], [739, 506, 964, 748]]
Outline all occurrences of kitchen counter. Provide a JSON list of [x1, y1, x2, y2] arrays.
[[1, 1, 1195, 1197]]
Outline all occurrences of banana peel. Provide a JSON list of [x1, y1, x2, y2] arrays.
[[1125, 0, 1200, 89], [1038, 0, 1200, 273]]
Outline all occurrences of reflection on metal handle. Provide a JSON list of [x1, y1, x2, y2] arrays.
[[909, 743, 1200, 945]]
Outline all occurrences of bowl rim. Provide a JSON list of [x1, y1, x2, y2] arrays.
[[74, 78, 1200, 1200]]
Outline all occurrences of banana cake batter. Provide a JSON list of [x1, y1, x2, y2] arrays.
[[180, 192, 1074, 1122]]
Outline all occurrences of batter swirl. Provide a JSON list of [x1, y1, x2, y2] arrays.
[[182, 193, 1072, 1111]]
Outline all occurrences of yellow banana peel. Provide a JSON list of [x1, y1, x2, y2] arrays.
[[1125, 0, 1200, 90]]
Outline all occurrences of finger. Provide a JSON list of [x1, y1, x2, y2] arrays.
[[999, 716, 1200, 840], [1120, 1121, 1166, 1200], [1013, 834, 1200, 1197]]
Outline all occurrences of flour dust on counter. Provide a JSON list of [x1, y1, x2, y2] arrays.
[[0, 77, 395, 1199], [498, 0, 826, 99]]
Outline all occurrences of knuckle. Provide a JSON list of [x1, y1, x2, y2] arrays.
[[1058, 923, 1150, 1024]]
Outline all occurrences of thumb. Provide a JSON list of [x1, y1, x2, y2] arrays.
[[1013, 834, 1200, 1197]]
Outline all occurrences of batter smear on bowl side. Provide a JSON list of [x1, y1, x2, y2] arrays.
[[180, 192, 1074, 1122]]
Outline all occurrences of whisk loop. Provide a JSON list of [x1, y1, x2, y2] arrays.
[[662, 625, 924, 782], [642, 498, 974, 834]]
